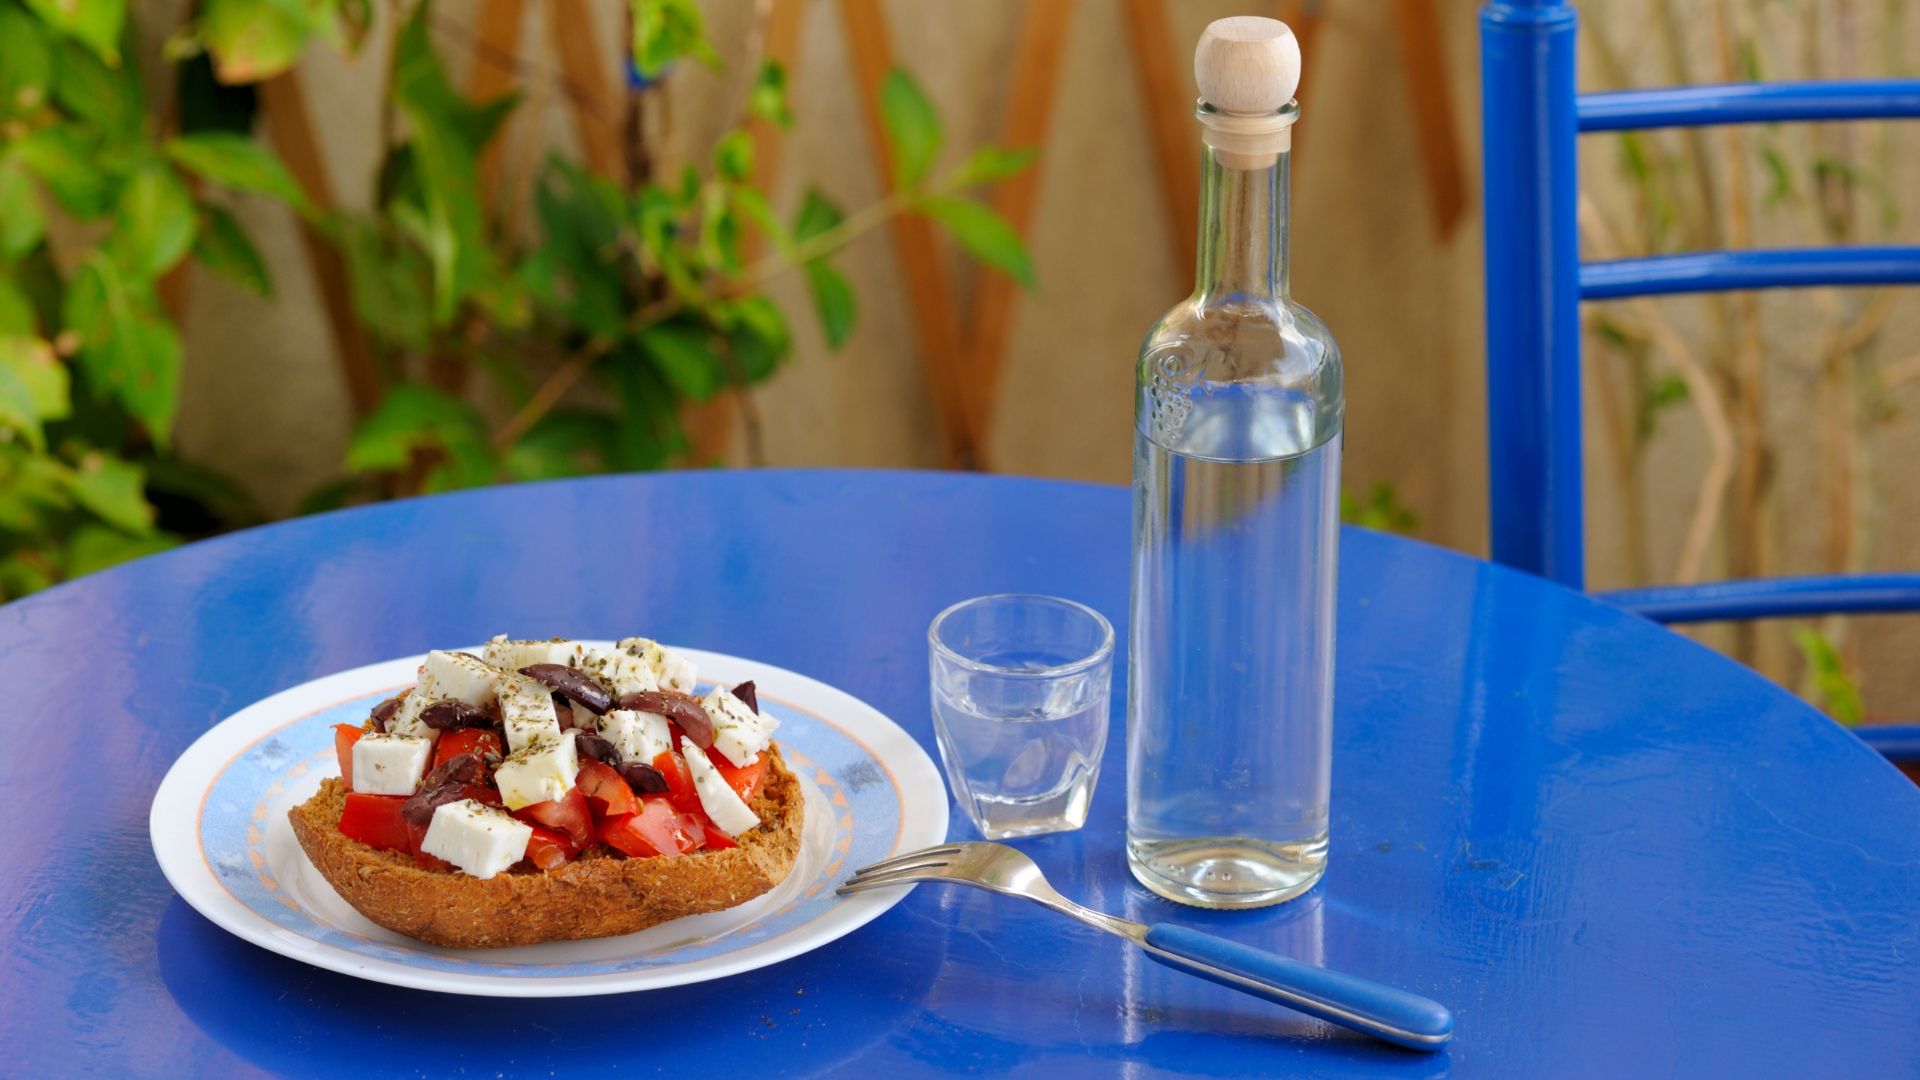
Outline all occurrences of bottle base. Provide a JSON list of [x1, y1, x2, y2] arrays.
[[1126, 833, 1327, 909]]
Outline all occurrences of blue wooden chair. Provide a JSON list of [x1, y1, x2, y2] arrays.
[[1479, 0, 1920, 756]]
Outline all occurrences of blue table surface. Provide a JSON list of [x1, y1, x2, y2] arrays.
[[2, 468, 1916, 1078]]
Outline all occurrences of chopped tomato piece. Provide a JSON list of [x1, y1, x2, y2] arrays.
[[705, 747, 766, 804], [652, 750, 703, 816], [513, 784, 593, 849], [522, 823, 577, 870], [333, 724, 364, 788], [576, 759, 639, 821], [338, 792, 409, 853], [432, 728, 503, 773], [600, 795, 702, 858], [698, 817, 737, 850]]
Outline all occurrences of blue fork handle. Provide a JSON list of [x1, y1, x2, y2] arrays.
[[1142, 924, 1454, 1051]]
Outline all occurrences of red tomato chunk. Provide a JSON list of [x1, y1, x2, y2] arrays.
[[522, 823, 576, 871], [706, 747, 766, 804], [433, 728, 503, 773], [600, 795, 704, 858], [338, 792, 409, 853], [333, 725, 364, 788], [577, 760, 640, 820], [513, 784, 594, 849]]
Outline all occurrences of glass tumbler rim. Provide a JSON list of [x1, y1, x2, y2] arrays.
[[928, 593, 1115, 679]]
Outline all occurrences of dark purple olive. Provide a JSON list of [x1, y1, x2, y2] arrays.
[[616, 761, 670, 794], [370, 695, 403, 733], [422, 752, 482, 790], [574, 730, 618, 764], [730, 680, 759, 714], [420, 699, 488, 731], [520, 664, 612, 715], [552, 693, 577, 730], [615, 690, 714, 749]]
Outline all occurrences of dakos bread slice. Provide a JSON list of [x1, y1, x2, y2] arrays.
[[288, 744, 805, 948]]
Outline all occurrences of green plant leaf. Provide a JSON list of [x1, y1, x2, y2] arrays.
[[198, 0, 314, 84], [880, 69, 942, 190], [916, 195, 1034, 288], [346, 383, 495, 491], [1793, 627, 1864, 726], [792, 187, 842, 243], [713, 130, 753, 183], [64, 259, 183, 443], [51, 37, 142, 141], [339, 215, 433, 349], [64, 522, 176, 577], [111, 164, 197, 278], [0, 156, 47, 259], [23, 0, 125, 67], [12, 125, 109, 217], [504, 410, 616, 482], [639, 322, 723, 402], [63, 450, 155, 534], [948, 145, 1038, 188], [0, 553, 56, 600], [0, 280, 35, 336], [0, 6, 55, 119], [1339, 482, 1418, 535], [600, 344, 684, 471], [748, 61, 791, 129], [723, 295, 789, 380], [0, 334, 70, 421], [165, 132, 312, 216], [804, 261, 856, 348], [0, 353, 45, 450], [176, 51, 259, 135], [630, 0, 719, 79], [192, 202, 273, 296]]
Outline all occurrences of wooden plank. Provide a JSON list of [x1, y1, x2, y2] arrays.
[[469, 0, 527, 205], [837, 0, 979, 469], [690, 0, 810, 467], [1388, 0, 1467, 238], [258, 72, 383, 415], [962, 0, 1077, 449], [1121, 0, 1198, 292], [1272, 0, 1325, 162], [548, 0, 625, 183]]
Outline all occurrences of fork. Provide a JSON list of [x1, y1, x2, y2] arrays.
[[838, 842, 1453, 1052]]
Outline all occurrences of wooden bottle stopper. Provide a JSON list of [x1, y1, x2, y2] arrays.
[[1194, 16, 1301, 168]]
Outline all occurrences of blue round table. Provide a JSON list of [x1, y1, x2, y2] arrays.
[[4, 469, 1916, 1077]]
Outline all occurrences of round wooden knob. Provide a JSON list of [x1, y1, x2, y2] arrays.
[[1194, 16, 1301, 114]]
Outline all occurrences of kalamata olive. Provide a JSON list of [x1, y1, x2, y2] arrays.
[[370, 695, 404, 733], [574, 730, 619, 764], [402, 776, 479, 828], [420, 699, 488, 731], [520, 664, 612, 714], [730, 680, 759, 714], [615, 690, 714, 749], [617, 761, 670, 794], [421, 752, 482, 790]]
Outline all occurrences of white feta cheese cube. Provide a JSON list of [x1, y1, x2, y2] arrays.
[[421, 800, 531, 879], [681, 736, 761, 837], [597, 708, 672, 764], [582, 646, 658, 697], [618, 637, 698, 694], [482, 635, 586, 672], [386, 687, 435, 740], [701, 686, 779, 768], [351, 733, 433, 795], [420, 650, 502, 707], [493, 735, 580, 810], [497, 672, 562, 752]]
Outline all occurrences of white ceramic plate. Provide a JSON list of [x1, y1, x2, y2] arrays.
[[150, 646, 947, 997]]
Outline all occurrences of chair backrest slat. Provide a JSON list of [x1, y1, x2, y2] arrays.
[[1579, 80, 1920, 132], [1583, 247, 1920, 300]]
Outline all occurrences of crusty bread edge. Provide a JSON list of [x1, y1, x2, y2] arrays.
[[287, 745, 804, 948]]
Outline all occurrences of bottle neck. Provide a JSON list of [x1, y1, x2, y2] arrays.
[[1194, 146, 1289, 303]]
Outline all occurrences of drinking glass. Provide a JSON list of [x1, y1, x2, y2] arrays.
[[928, 594, 1115, 839]]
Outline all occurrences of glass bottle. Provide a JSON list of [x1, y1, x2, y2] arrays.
[[1126, 17, 1344, 909]]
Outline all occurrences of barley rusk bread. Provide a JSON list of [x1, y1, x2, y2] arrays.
[[289, 744, 804, 948]]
